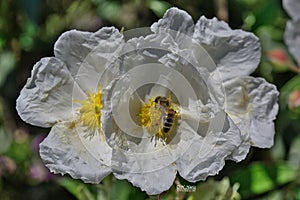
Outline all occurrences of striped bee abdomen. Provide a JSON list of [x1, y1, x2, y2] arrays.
[[162, 109, 176, 133]]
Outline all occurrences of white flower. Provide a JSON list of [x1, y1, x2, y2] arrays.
[[16, 7, 278, 195], [16, 27, 124, 182], [283, 0, 300, 20], [283, 0, 300, 66]]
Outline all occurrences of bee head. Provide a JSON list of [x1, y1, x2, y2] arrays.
[[155, 96, 170, 107], [154, 96, 161, 103]]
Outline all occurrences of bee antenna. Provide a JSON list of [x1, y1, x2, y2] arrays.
[[154, 96, 161, 103]]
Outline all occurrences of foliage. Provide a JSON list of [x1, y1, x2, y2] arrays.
[[1, 0, 300, 199]]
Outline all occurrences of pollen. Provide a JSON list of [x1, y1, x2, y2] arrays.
[[139, 96, 179, 141], [139, 97, 162, 133], [76, 87, 103, 134]]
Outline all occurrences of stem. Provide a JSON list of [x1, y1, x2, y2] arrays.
[[174, 177, 187, 200], [214, 0, 228, 22], [289, 64, 300, 74], [157, 191, 167, 200]]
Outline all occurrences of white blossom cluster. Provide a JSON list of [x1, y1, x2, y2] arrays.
[[16, 8, 278, 195]]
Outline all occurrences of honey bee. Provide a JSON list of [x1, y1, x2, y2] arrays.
[[154, 96, 177, 135], [162, 108, 177, 134], [154, 96, 170, 108]]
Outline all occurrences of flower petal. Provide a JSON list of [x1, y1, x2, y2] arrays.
[[54, 27, 123, 77], [113, 165, 176, 195], [151, 7, 194, 38], [193, 16, 261, 80], [39, 122, 111, 183], [284, 19, 300, 66], [16, 57, 75, 127], [283, 0, 300, 20], [224, 76, 279, 148], [177, 111, 248, 182], [122, 32, 215, 107]]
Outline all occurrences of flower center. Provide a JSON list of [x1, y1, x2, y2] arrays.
[[76, 87, 103, 133], [139, 96, 179, 141]]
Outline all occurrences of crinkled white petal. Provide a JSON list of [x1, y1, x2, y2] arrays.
[[104, 87, 179, 172], [177, 111, 248, 182], [107, 121, 198, 175], [283, 0, 300, 20], [284, 19, 300, 66], [108, 35, 203, 106], [74, 124, 113, 166], [121, 29, 217, 108], [224, 76, 279, 148], [150, 7, 219, 73], [193, 16, 261, 81], [113, 165, 177, 195], [39, 122, 111, 183], [151, 7, 194, 39], [108, 120, 203, 195], [123, 30, 178, 62], [103, 74, 209, 176], [54, 27, 124, 77], [16, 57, 75, 127]]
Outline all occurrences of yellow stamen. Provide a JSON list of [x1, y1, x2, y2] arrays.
[[75, 87, 103, 135], [139, 96, 179, 141]]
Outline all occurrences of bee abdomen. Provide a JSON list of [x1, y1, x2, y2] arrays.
[[162, 110, 176, 133]]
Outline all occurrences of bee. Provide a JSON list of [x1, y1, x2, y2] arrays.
[[154, 96, 170, 108], [154, 96, 177, 135], [162, 108, 177, 134]]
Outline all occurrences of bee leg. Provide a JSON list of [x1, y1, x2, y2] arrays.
[[150, 135, 154, 143], [151, 135, 158, 147], [159, 137, 167, 146]]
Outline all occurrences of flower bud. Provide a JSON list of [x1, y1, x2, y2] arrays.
[[288, 89, 300, 109], [0, 156, 17, 176], [267, 48, 289, 72]]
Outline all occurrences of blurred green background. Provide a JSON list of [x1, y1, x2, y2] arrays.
[[1, 0, 300, 199]]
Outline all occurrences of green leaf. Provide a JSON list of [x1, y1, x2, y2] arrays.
[[280, 76, 300, 96], [190, 177, 241, 200], [280, 75, 300, 117], [110, 179, 131, 200], [230, 162, 298, 198], [250, 164, 275, 193], [97, 1, 121, 22], [5, 136, 32, 164], [0, 127, 12, 154], [0, 51, 15, 87], [110, 178, 147, 200], [288, 135, 300, 167], [271, 134, 286, 160], [58, 178, 96, 200], [147, 0, 171, 17], [0, 37, 4, 48], [296, 188, 300, 199], [0, 97, 12, 154], [250, 0, 283, 30], [59, 177, 148, 200], [19, 20, 37, 51]]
